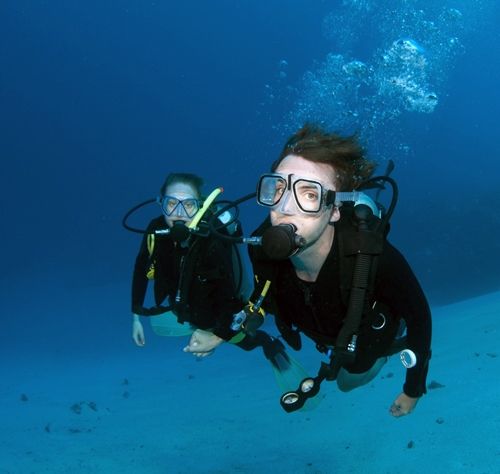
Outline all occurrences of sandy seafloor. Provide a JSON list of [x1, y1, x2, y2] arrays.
[[1, 286, 499, 474]]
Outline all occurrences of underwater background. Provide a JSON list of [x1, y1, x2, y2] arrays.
[[1, 1, 499, 473]]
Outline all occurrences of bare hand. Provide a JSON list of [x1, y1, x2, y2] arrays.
[[390, 392, 419, 417], [132, 320, 145, 346], [183, 329, 223, 357]]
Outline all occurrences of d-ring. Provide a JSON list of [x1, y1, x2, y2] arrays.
[[371, 313, 386, 330], [400, 349, 417, 368]]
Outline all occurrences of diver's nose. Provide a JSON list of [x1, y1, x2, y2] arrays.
[[174, 203, 187, 218], [278, 191, 298, 215]]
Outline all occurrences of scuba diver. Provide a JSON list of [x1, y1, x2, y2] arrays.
[[124, 172, 310, 392], [244, 125, 432, 417]]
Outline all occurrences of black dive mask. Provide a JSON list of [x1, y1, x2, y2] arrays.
[[169, 220, 191, 243], [261, 224, 306, 260]]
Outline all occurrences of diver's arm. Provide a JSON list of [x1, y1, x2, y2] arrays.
[[378, 242, 432, 398], [131, 219, 160, 313], [130, 231, 150, 346], [130, 217, 164, 345]]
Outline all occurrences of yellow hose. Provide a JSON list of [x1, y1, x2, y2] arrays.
[[188, 187, 223, 229]]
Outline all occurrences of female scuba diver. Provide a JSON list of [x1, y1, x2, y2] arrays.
[[125, 172, 312, 400]]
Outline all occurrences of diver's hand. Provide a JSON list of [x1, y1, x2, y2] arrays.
[[390, 392, 419, 417], [132, 314, 145, 346], [183, 329, 223, 357]]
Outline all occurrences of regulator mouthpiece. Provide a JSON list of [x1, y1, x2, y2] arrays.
[[169, 221, 190, 243], [261, 224, 306, 260]]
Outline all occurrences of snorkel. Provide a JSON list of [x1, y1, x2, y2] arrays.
[[188, 187, 223, 229]]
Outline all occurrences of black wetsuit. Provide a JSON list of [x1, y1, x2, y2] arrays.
[[249, 228, 432, 398], [131, 217, 242, 341]]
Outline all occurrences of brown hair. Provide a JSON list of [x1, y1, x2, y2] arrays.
[[272, 124, 375, 191], [159, 173, 204, 198]]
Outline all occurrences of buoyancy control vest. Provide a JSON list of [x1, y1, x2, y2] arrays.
[[136, 211, 248, 318]]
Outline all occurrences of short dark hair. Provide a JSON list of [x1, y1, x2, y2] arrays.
[[159, 173, 204, 198], [272, 124, 375, 191]]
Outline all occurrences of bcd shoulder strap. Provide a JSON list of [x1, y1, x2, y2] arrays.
[[334, 203, 387, 365]]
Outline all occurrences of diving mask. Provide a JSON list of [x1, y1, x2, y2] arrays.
[[257, 173, 336, 215], [158, 195, 200, 219]]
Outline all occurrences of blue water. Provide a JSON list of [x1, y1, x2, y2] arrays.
[[1, 1, 499, 472]]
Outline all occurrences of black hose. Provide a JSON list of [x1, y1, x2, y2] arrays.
[[122, 198, 157, 234]]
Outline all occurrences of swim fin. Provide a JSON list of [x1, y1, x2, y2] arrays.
[[263, 337, 322, 411], [237, 331, 322, 411]]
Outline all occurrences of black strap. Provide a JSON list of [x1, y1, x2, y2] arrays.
[[334, 204, 386, 365]]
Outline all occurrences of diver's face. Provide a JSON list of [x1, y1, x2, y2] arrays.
[[162, 182, 200, 228], [270, 155, 340, 246]]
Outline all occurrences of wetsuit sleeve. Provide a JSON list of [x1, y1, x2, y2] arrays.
[[204, 238, 244, 341], [131, 219, 161, 314], [377, 242, 432, 397]]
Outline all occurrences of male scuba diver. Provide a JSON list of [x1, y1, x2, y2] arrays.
[[125, 172, 310, 392], [246, 125, 432, 417]]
